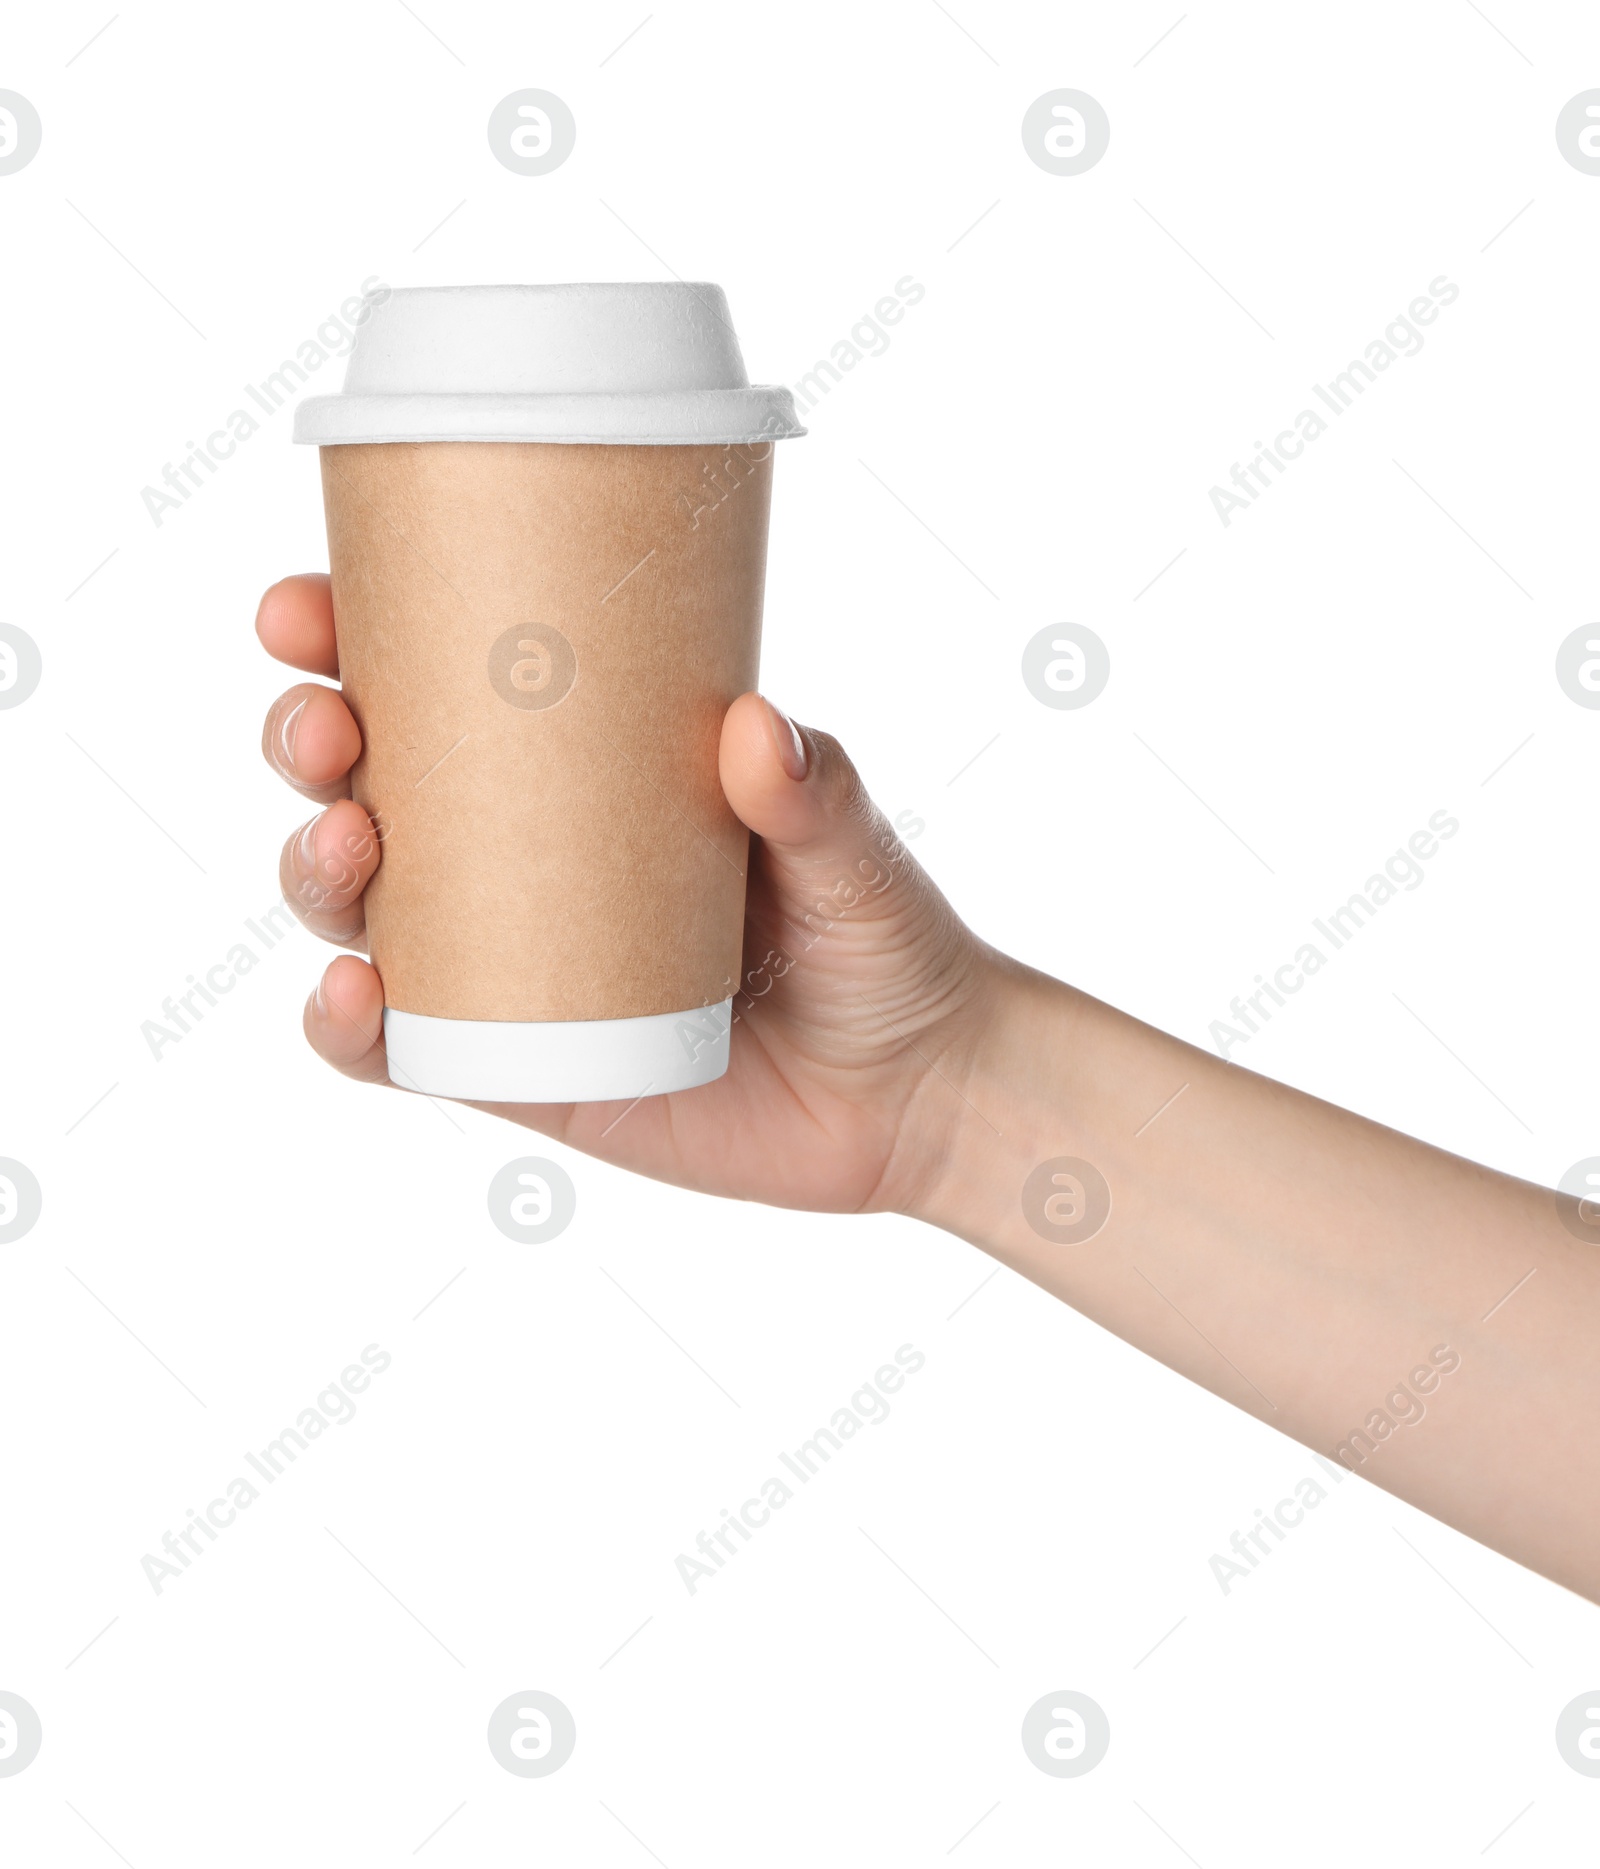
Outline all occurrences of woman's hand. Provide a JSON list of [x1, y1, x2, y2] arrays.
[[259, 575, 1600, 1605], [258, 572, 999, 1217]]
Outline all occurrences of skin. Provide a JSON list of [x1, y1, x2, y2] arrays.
[[260, 572, 1600, 1605]]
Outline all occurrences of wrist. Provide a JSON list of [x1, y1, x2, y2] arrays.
[[891, 954, 1079, 1237], [898, 958, 1186, 1256]]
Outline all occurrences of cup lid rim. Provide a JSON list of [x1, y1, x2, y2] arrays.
[[293, 385, 806, 446]]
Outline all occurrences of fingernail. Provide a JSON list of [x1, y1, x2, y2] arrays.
[[311, 976, 328, 1020], [762, 696, 808, 782], [277, 696, 308, 776], [297, 816, 319, 876]]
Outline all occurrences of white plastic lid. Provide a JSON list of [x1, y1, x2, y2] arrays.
[[293, 283, 806, 447]]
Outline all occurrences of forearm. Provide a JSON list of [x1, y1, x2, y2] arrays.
[[912, 956, 1600, 1602]]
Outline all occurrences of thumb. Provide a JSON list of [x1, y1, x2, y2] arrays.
[[719, 694, 984, 1066], [718, 692, 919, 920]]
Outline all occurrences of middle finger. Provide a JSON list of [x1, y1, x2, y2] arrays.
[[261, 682, 361, 801]]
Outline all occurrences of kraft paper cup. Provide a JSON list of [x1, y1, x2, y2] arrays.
[[293, 284, 805, 1101]]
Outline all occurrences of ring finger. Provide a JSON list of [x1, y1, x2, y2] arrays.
[[280, 798, 381, 947]]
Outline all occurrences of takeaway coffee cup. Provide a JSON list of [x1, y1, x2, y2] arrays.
[[292, 283, 804, 1101]]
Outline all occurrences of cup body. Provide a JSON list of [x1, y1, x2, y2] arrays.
[[319, 437, 774, 1100]]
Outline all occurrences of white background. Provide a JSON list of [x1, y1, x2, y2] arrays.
[[2, 0, 1598, 1861]]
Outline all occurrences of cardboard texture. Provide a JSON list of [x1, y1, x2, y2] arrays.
[[320, 439, 773, 1023]]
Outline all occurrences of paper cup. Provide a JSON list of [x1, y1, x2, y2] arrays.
[[293, 284, 804, 1101]]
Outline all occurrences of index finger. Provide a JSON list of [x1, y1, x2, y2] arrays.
[[256, 573, 339, 679]]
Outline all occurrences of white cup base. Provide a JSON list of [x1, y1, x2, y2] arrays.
[[382, 1001, 732, 1103]]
